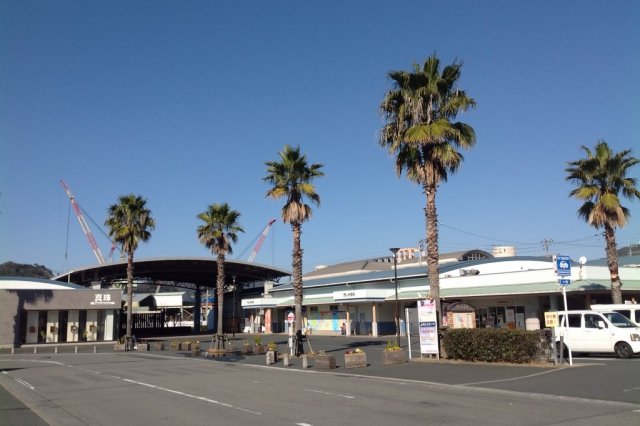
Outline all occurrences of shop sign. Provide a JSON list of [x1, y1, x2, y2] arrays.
[[333, 289, 367, 301], [90, 293, 115, 305]]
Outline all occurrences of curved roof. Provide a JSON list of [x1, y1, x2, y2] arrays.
[[54, 257, 291, 290], [1, 277, 86, 290]]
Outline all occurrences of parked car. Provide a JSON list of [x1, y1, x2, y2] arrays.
[[554, 310, 640, 358], [590, 304, 640, 326]]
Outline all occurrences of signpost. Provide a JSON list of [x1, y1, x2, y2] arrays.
[[287, 312, 295, 356], [555, 255, 572, 366]]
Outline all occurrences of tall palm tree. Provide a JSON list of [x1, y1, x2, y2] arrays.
[[264, 145, 324, 333], [565, 141, 640, 304], [105, 194, 155, 344], [379, 54, 476, 321], [196, 203, 244, 346]]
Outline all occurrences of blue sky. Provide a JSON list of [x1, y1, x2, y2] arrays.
[[2, 1, 639, 275]]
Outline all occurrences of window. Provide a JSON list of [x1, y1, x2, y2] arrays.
[[329, 305, 339, 311], [559, 314, 581, 328], [309, 306, 318, 313], [635, 311, 640, 324], [584, 314, 602, 329]]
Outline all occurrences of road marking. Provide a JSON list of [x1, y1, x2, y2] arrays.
[[296, 423, 314, 426], [15, 377, 35, 390], [456, 367, 565, 386], [623, 387, 640, 393], [121, 378, 262, 415], [304, 388, 354, 399]]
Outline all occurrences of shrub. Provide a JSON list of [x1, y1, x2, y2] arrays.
[[442, 328, 551, 363]]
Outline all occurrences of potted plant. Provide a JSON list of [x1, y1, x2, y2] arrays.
[[136, 339, 149, 351], [344, 348, 367, 369], [266, 342, 278, 364], [253, 336, 265, 355], [241, 340, 253, 354], [114, 337, 127, 351], [191, 340, 201, 355], [382, 341, 407, 365], [314, 350, 336, 369], [40, 330, 47, 343]]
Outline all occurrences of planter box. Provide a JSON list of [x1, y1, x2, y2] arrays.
[[382, 349, 407, 365], [241, 344, 253, 354], [114, 343, 127, 352], [266, 350, 278, 365], [253, 344, 265, 355], [152, 342, 165, 351], [136, 343, 149, 351], [180, 342, 192, 351], [314, 354, 336, 369], [191, 344, 201, 355], [344, 352, 367, 369]]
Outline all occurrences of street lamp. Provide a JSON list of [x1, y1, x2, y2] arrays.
[[232, 275, 237, 340], [390, 247, 400, 348]]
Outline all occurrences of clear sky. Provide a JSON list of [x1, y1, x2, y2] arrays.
[[2, 1, 639, 275]]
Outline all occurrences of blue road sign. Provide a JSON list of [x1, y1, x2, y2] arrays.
[[558, 278, 571, 286], [556, 255, 571, 276]]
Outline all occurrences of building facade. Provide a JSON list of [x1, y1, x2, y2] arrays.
[[241, 250, 640, 336], [0, 278, 121, 348]]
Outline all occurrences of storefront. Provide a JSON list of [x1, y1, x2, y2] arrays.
[[0, 278, 121, 347]]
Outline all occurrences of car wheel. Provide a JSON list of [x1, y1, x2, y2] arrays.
[[615, 342, 633, 359]]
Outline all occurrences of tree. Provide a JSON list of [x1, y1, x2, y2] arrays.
[[379, 54, 476, 320], [196, 203, 244, 346], [264, 145, 324, 333], [565, 141, 640, 303], [105, 195, 155, 343]]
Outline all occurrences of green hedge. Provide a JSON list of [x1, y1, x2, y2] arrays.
[[441, 328, 551, 363]]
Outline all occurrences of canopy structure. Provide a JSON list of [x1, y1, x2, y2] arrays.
[[54, 257, 291, 290]]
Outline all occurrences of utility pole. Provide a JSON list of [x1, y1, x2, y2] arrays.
[[541, 238, 554, 258]]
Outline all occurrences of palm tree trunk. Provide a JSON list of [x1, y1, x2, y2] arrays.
[[292, 222, 303, 333], [126, 252, 134, 340], [604, 224, 623, 304], [423, 173, 441, 324], [216, 253, 225, 348]]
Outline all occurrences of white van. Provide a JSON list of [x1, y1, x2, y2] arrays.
[[554, 310, 640, 358], [590, 304, 640, 326]]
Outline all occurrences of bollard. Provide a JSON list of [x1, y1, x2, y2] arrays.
[[11, 347, 15, 355], [74, 346, 78, 354], [283, 353, 290, 366], [55, 346, 58, 354], [94, 346, 97, 353], [302, 354, 308, 369], [34, 346, 37, 354]]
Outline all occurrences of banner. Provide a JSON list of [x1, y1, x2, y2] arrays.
[[417, 299, 439, 356]]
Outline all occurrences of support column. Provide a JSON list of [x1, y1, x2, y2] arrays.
[[194, 285, 202, 333], [372, 303, 378, 337], [346, 304, 351, 336]]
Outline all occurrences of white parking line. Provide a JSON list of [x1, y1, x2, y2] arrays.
[[15, 377, 35, 390], [304, 388, 355, 399], [121, 378, 262, 415]]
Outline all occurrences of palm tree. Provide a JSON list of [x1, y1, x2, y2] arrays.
[[197, 203, 244, 347], [264, 145, 324, 333], [379, 54, 476, 321], [565, 141, 640, 303], [105, 194, 155, 344]]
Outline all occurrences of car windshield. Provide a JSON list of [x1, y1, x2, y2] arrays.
[[602, 312, 636, 328]]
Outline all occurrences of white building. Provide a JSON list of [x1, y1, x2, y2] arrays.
[[241, 250, 640, 335]]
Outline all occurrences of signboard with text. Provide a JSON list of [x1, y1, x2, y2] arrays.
[[417, 299, 439, 356]]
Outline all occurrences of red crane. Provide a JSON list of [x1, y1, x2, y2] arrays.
[[248, 219, 276, 263], [60, 179, 106, 265]]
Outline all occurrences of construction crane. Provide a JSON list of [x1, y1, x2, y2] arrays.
[[247, 219, 276, 263], [60, 179, 106, 265]]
